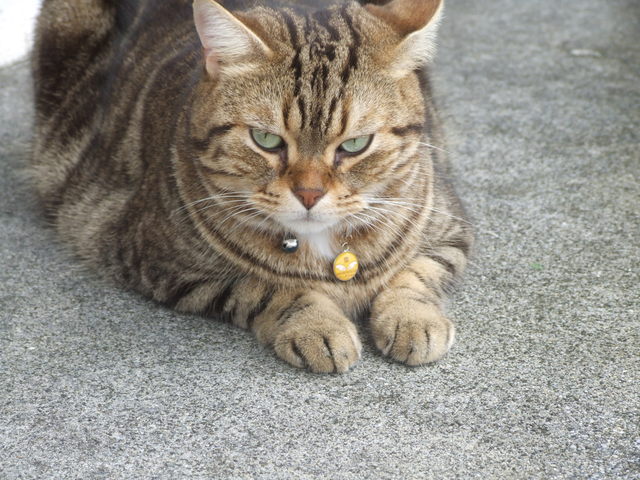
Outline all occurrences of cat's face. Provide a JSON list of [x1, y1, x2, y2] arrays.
[[188, 0, 442, 238]]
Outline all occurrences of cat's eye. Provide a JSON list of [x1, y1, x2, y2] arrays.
[[338, 135, 373, 155], [251, 128, 285, 152]]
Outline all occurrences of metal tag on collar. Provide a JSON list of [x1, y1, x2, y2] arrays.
[[333, 242, 358, 282]]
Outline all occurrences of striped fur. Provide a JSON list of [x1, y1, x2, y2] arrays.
[[31, 0, 473, 373]]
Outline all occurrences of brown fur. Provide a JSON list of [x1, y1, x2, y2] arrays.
[[31, 0, 473, 372]]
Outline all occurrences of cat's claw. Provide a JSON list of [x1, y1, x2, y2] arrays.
[[371, 303, 454, 366], [273, 319, 362, 373]]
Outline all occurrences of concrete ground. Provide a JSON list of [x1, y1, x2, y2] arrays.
[[1, 0, 639, 478]]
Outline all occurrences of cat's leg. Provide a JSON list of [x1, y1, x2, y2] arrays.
[[258, 290, 362, 373], [168, 276, 360, 372], [234, 287, 362, 373], [370, 249, 465, 365]]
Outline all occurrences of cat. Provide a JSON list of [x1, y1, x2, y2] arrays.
[[31, 0, 473, 373]]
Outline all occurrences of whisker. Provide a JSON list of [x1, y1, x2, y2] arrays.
[[193, 204, 260, 230], [349, 213, 381, 236], [252, 211, 277, 233], [424, 206, 480, 228], [371, 200, 499, 239], [370, 197, 425, 205], [349, 213, 405, 270], [367, 203, 422, 215], [174, 200, 251, 227], [173, 191, 251, 214], [341, 216, 358, 236], [365, 206, 422, 228], [369, 197, 477, 224], [417, 141, 450, 154], [228, 211, 267, 234], [188, 198, 248, 217], [353, 211, 406, 239]]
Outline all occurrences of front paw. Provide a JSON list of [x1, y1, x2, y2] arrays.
[[272, 309, 362, 374], [370, 299, 454, 366]]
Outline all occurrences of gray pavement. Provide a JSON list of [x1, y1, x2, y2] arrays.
[[1, 0, 639, 478]]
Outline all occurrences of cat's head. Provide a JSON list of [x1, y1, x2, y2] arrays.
[[185, 0, 442, 240]]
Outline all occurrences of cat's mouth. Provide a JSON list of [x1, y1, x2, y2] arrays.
[[277, 211, 340, 235]]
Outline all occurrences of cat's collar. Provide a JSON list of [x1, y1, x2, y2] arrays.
[[281, 235, 359, 282]]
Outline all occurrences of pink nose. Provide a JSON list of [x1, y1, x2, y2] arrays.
[[294, 188, 325, 210]]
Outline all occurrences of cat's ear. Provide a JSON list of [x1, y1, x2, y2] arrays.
[[193, 0, 272, 78], [365, 0, 443, 76]]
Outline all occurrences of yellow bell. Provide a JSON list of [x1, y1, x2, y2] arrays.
[[333, 251, 359, 282]]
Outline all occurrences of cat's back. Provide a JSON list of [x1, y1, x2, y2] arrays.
[[31, 0, 200, 207], [32, 0, 342, 108], [33, 0, 183, 115]]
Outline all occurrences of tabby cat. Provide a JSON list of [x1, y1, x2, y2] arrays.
[[31, 0, 473, 373]]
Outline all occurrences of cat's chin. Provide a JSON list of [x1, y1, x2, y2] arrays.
[[275, 210, 340, 236], [281, 218, 334, 236]]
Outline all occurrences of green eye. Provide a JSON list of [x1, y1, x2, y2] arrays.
[[251, 129, 284, 151], [339, 135, 373, 154]]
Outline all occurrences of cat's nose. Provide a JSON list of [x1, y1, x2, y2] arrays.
[[294, 188, 325, 210]]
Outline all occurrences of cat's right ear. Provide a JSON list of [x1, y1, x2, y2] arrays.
[[193, 0, 272, 78]]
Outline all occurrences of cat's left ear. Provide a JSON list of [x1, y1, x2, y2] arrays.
[[193, 0, 272, 78], [365, 0, 443, 76]]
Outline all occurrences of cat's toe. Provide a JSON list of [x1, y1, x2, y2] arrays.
[[274, 320, 361, 373], [371, 304, 454, 366]]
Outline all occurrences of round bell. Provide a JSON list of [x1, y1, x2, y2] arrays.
[[282, 237, 299, 253]]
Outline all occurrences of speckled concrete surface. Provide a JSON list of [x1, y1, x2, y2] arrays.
[[1, 0, 639, 478]]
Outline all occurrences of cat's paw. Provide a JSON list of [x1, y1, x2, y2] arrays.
[[273, 315, 362, 374], [370, 300, 454, 366]]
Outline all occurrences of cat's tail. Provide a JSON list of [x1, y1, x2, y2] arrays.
[[32, 0, 139, 119], [30, 0, 139, 207]]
